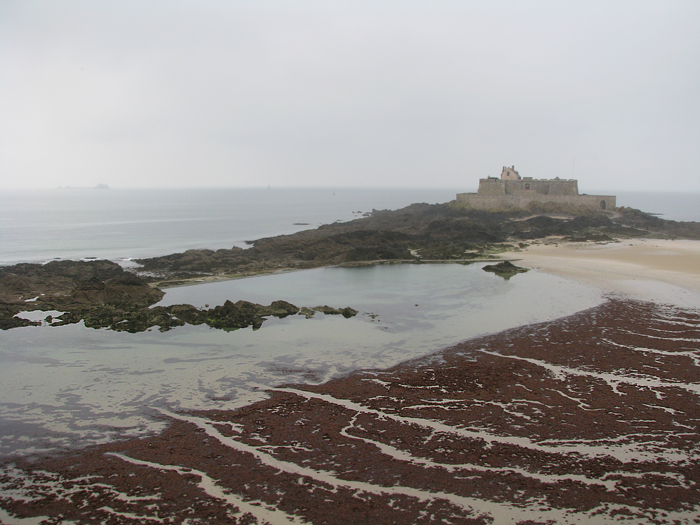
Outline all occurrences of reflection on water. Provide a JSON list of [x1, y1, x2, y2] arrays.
[[0, 264, 602, 457]]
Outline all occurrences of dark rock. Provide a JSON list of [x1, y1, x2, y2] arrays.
[[482, 260, 530, 280], [205, 300, 265, 330], [340, 307, 358, 318], [313, 305, 341, 315], [262, 300, 300, 318], [47, 298, 355, 333], [299, 307, 316, 318]]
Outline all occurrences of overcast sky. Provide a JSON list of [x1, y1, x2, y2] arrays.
[[1, 1, 698, 191]]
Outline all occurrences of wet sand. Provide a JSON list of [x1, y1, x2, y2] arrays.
[[2, 240, 700, 524], [517, 239, 700, 306]]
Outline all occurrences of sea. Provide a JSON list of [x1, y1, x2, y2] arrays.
[[0, 187, 461, 266], [0, 187, 699, 458]]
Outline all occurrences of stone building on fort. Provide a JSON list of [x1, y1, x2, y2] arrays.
[[456, 166, 616, 211]]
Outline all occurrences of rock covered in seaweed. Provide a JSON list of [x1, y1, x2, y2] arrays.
[[12, 298, 357, 333], [481, 260, 529, 280], [0, 259, 359, 333]]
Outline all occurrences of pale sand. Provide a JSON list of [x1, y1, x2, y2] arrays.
[[515, 238, 700, 308]]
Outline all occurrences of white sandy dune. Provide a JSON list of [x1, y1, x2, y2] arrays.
[[516, 238, 700, 308]]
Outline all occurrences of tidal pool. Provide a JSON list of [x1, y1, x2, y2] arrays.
[[0, 263, 603, 457]]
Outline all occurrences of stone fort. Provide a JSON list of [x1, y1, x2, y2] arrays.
[[456, 166, 616, 211]]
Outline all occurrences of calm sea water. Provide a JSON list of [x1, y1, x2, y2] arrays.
[[607, 191, 700, 222], [1, 187, 698, 266], [0, 187, 458, 265]]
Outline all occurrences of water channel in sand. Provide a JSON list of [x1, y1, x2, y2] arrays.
[[0, 263, 603, 458]]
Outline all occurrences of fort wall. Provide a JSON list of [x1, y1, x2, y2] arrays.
[[455, 192, 616, 210], [476, 178, 579, 196]]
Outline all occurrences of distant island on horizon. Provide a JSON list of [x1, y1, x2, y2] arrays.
[[56, 184, 110, 190]]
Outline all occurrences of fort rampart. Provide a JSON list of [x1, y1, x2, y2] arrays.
[[456, 166, 616, 211], [456, 192, 616, 210]]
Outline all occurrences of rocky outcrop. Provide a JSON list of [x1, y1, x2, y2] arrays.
[[300, 305, 359, 319], [0, 260, 164, 309], [0, 260, 357, 332], [21, 299, 356, 333], [482, 260, 530, 280], [0, 260, 165, 329], [133, 203, 700, 283], [201, 299, 299, 331]]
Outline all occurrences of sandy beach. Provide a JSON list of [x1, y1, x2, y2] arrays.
[[2, 239, 700, 524], [517, 238, 700, 307]]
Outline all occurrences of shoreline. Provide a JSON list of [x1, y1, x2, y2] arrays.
[[151, 257, 510, 289], [5, 198, 700, 326], [151, 237, 700, 309]]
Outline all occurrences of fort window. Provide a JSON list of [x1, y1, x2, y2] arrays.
[[525, 183, 531, 190]]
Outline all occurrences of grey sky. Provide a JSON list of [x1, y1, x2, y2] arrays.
[[1, 1, 698, 191]]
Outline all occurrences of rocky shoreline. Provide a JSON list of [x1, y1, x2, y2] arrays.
[[2, 202, 698, 333], [0, 259, 359, 332]]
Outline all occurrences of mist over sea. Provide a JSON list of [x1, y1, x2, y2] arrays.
[[1, 187, 698, 266]]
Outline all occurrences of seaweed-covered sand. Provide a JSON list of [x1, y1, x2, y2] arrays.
[[2, 297, 699, 524]]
